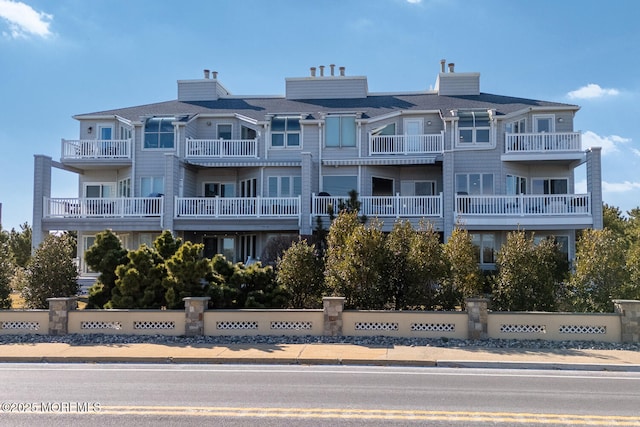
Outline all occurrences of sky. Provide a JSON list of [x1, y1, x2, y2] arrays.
[[1, 0, 639, 231]]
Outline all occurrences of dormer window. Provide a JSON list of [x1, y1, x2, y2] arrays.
[[458, 111, 490, 145], [325, 115, 356, 147], [271, 117, 300, 148], [144, 117, 175, 149]]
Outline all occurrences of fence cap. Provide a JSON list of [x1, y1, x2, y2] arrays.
[[182, 297, 211, 302], [46, 297, 77, 301]]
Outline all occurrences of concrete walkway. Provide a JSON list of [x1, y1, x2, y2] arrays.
[[1, 342, 639, 371]]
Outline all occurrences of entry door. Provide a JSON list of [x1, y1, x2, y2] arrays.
[[404, 118, 423, 152]]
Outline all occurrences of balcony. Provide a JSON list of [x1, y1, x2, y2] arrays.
[[61, 139, 131, 160], [455, 193, 592, 227], [369, 133, 443, 155], [503, 132, 584, 162], [44, 197, 163, 218], [312, 194, 443, 218], [175, 196, 300, 219], [185, 138, 258, 158]]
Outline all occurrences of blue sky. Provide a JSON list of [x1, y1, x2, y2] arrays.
[[1, 0, 639, 231]]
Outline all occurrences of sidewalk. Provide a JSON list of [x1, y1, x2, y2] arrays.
[[1, 342, 639, 371]]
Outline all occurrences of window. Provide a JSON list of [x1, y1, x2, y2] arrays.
[[471, 233, 496, 264], [458, 111, 490, 144], [506, 175, 527, 195], [241, 126, 257, 140], [455, 174, 493, 195], [372, 177, 394, 196], [325, 116, 356, 147], [534, 115, 555, 133], [203, 237, 236, 261], [323, 176, 358, 196], [271, 117, 300, 147], [240, 235, 257, 263], [118, 178, 131, 197], [506, 118, 526, 134], [85, 183, 114, 198], [532, 178, 568, 195], [119, 125, 132, 140], [204, 182, 235, 197], [240, 178, 257, 197], [144, 117, 175, 149], [98, 125, 113, 140], [218, 124, 232, 140], [371, 123, 396, 136], [268, 176, 301, 197], [141, 177, 164, 196]]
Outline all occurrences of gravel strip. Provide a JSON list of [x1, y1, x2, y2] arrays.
[[0, 334, 638, 351]]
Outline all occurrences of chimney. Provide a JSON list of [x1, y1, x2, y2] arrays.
[[310, 67, 316, 77], [440, 59, 446, 73], [339, 66, 345, 76], [330, 64, 335, 76], [203, 69, 210, 79], [319, 65, 325, 77], [448, 63, 455, 73], [212, 71, 218, 79]]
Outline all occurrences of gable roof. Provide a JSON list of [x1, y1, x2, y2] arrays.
[[74, 92, 578, 123]]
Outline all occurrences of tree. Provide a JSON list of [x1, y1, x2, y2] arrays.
[[324, 211, 361, 305], [163, 242, 211, 309], [406, 221, 447, 310], [0, 239, 13, 309], [108, 244, 167, 309], [8, 223, 32, 268], [492, 231, 565, 311], [22, 234, 78, 309], [441, 227, 482, 310], [569, 228, 630, 312], [325, 212, 389, 309], [85, 230, 129, 308], [603, 204, 628, 240], [276, 239, 325, 308], [385, 221, 417, 310]]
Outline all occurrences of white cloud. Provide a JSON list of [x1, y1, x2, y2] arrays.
[[582, 130, 631, 155], [602, 181, 640, 193], [567, 83, 619, 99], [631, 148, 640, 158], [0, 0, 52, 39], [407, 0, 422, 3]]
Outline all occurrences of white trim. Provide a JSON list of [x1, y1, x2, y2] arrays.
[[533, 114, 556, 133]]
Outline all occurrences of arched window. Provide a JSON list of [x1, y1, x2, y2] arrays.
[[144, 117, 175, 149]]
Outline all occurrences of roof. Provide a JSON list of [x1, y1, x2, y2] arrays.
[[74, 92, 578, 123]]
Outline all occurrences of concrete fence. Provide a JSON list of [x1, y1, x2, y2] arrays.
[[1, 297, 640, 344]]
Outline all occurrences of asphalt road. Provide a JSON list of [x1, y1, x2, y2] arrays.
[[1, 363, 639, 426]]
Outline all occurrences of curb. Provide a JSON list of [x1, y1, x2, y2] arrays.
[[436, 360, 640, 372]]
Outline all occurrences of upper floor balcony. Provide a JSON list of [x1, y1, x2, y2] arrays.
[[369, 133, 444, 156], [455, 193, 593, 227], [185, 138, 258, 159], [61, 139, 132, 161], [44, 197, 163, 218], [175, 196, 300, 220], [503, 132, 584, 162], [312, 194, 443, 218]]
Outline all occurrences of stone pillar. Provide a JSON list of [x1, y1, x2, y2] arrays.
[[183, 297, 210, 336], [466, 298, 489, 340], [613, 299, 640, 343], [47, 297, 77, 336], [323, 297, 345, 336]]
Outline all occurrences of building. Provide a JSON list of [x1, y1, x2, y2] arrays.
[[32, 60, 602, 277]]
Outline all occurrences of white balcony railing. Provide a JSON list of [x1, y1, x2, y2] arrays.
[[61, 139, 131, 160], [175, 196, 300, 218], [185, 138, 258, 158], [505, 132, 582, 153], [455, 193, 591, 216], [312, 194, 443, 218], [44, 197, 163, 218], [369, 133, 444, 155]]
